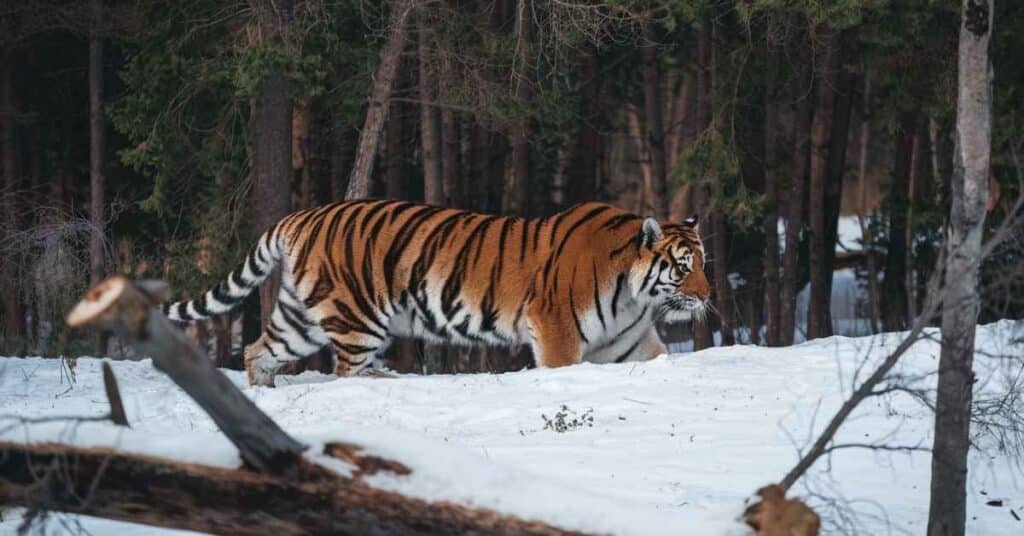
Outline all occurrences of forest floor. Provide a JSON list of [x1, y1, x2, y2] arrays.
[[2, 321, 1022, 535]]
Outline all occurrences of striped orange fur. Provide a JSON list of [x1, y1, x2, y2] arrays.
[[164, 200, 710, 385]]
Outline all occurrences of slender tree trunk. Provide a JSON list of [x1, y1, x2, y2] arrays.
[[641, 23, 668, 219], [762, 42, 781, 347], [419, 18, 443, 206], [692, 17, 714, 350], [89, 0, 107, 354], [384, 98, 406, 199], [346, 0, 415, 199], [0, 58, 26, 348], [807, 25, 838, 341], [441, 108, 459, 206], [780, 55, 814, 346], [503, 0, 531, 215], [857, 76, 882, 334], [567, 47, 601, 207], [330, 118, 354, 201], [927, 1, 992, 533], [883, 110, 916, 331], [822, 28, 858, 331], [292, 97, 314, 209], [250, 0, 293, 326]]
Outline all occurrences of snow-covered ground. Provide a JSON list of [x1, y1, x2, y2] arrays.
[[2, 322, 1023, 535]]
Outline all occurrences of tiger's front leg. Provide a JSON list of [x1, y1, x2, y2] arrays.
[[526, 303, 584, 368]]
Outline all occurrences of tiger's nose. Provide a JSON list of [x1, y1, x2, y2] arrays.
[[684, 271, 711, 301]]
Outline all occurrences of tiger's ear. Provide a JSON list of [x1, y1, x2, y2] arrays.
[[639, 218, 663, 249], [683, 213, 700, 232]]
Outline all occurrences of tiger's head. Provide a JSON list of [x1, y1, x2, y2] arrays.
[[631, 215, 711, 323]]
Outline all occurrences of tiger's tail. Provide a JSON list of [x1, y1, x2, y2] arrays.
[[162, 225, 286, 322]]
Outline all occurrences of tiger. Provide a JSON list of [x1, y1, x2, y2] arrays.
[[163, 199, 711, 386]]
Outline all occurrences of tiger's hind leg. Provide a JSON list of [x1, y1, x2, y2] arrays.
[[245, 290, 329, 386], [325, 332, 388, 377]]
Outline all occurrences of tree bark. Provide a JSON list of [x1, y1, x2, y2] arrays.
[[883, 110, 917, 331], [0, 57, 26, 348], [503, 0, 531, 215], [641, 23, 668, 219], [857, 75, 882, 334], [330, 117, 355, 201], [567, 47, 601, 207], [806, 25, 839, 341], [0, 441, 582, 535], [250, 0, 294, 326], [692, 17, 714, 350], [384, 98, 406, 199], [346, 0, 416, 199], [821, 28, 858, 333], [762, 41, 781, 347], [927, 1, 992, 534], [419, 17, 443, 206], [780, 53, 814, 346]]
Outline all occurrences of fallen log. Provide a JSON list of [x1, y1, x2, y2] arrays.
[[0, 441, 579, 535], [33, 276, 587, 534]]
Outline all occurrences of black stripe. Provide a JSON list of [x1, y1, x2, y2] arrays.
[[176, 302, 191, 320], [519, 218, 529, 263], [611, 274, 625, 318], [592, 260, 606, 330], [247, 248, 267, 278], [614, 339, 643, 363], [614, 305, 649, 339], [639, 258, 659, 290], [334, 342, 378, 355], [568, 282, 589, 344], [193, 294, 211, 317], [603, 213, 639, 231], [609, 238, 636, 259], [552, 205, 612, 259]]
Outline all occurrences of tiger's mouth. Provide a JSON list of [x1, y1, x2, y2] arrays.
[[658, 295, 708, 323]]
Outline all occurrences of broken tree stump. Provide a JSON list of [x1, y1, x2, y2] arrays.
[[66, 276, 306, 473]]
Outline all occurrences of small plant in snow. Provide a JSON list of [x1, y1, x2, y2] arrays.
[[542, 405, 594, 433]]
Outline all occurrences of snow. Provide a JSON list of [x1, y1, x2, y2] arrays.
[[2, 322, 1023, 535]]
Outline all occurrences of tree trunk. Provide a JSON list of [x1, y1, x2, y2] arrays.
[[250, 0, 294, 326], [641, 23, 668, 219], [883, 110, 916, 331], [0, 58, 26, 348], [213, 314, 236, 369], [503, 0, 532, 215], [89, 0, 107, 355], [806, 25, 839, 341], [567, 47, 601, 207], [762, 41, 781, 347], [780, 55, 814, 346], [691, 17, 714, 350], [330, 117, 354, 201], [419, 17, 443, 206], [822, 28, 858, 332], [927, 1, 992, 534], [346, 0, 415, 199], [384, 98, 406, 199], [857, 76, 882, 334]]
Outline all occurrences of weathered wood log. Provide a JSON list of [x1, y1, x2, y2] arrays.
[[66, 276, 306, 473], [0, 441, 582, 535], [52, 276, 587, 534]]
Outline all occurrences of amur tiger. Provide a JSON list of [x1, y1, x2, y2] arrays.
[[164, 200, 711, 386]]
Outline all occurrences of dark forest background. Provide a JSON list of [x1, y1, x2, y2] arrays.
[[0, 0, 1022, 373]]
